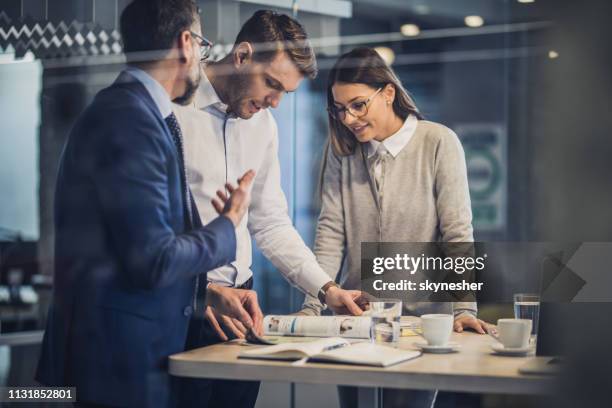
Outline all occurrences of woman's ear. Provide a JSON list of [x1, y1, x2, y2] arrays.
[[383, 83, 396, 105], [233, 42, 254, 69]]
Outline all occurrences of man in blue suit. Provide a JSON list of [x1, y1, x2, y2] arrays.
[[35, 1, 263, 406]]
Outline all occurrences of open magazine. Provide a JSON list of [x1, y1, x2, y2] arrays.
[[262, 315, 422, 340], [264, 315, 372, 339], [239, 337, 421, 367]]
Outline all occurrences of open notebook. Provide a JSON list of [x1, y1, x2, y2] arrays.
[[239, 337, 421, 367]]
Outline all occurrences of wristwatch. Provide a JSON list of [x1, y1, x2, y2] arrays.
[[318, 281, 340, 305]]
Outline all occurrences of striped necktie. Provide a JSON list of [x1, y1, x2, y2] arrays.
[[165, 112, 195, 228], [165, 112, 201, 310]]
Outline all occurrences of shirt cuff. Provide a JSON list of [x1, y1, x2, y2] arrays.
[[298, 260, 334, 298]]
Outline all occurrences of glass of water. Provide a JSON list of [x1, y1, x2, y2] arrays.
[[369, 299, 402, 344], [513, 293, 540, 345]]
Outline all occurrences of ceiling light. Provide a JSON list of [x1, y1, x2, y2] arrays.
[[518, 0, 535, 3], [401, 24, 420, 37], [548, 50, 559, 59], [464, 15, 484, 28], [374, 47, 395, 66]]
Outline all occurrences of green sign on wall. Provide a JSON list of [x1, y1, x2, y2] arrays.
[[455, 124, 507, 232]]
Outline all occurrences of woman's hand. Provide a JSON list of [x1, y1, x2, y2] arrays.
[[453, 315, 492, 334]]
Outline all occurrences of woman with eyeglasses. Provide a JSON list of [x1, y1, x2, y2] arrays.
[[300, 47, 490, 408]]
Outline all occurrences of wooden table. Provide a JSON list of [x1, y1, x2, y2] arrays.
[[169, 332, 555, 407]]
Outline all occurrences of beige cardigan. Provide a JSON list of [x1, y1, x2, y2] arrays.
[[302, 119, 478, 317]]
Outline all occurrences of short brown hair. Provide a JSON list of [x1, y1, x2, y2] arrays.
[[234, 10, 317, 79], [327, 47, 423, 156]]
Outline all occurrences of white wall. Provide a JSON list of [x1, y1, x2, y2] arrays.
[[0, 50, 41, 240]]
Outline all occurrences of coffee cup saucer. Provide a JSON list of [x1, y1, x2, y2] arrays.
[[414, 341, 460, 354], [490, 342, 534, 356]]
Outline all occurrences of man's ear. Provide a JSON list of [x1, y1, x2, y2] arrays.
[[177, 30, 193, 64], [233, 42, 254, 68]]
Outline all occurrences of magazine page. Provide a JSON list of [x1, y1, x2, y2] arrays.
[[310, 342, 421, 367], [239, 337, 350, 360], [263, 315, 372, 339]]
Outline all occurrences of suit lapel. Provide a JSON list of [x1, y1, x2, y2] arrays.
[[113, 71, 177, 153], [112, 71, 204, 230]]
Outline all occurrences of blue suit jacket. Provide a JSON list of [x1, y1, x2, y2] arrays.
[[36, 72, 236, 407]]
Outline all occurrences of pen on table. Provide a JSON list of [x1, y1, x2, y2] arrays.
[[291, 342, 349, 366]]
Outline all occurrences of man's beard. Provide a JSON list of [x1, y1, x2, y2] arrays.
[[173, 69, 201, 106], [225, 72, 253, 117]]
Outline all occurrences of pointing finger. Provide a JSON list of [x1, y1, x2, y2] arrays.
[[238, 170, 256, 188]]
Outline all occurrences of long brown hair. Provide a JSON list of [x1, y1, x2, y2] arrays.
[[327, 47, 422, 156]]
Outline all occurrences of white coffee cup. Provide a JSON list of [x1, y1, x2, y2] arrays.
[[421, 314, 453, 346], [496, 318, 532, 348]]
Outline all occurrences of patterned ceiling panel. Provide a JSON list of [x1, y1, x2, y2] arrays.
[[0, 11, 230, 62], [0, 12, 122, 59]]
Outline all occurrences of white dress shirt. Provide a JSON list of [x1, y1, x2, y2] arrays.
[[173, 73, 331, 297], [367, 113, 418, 162], [124, 66, 172, 118]]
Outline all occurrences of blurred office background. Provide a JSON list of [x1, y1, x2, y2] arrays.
[[0, 0, 611, 407]]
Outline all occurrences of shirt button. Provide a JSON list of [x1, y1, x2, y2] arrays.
[[183, 305, 193, 317]]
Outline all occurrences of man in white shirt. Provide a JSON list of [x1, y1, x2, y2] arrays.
[[174, 10, 366, 408]]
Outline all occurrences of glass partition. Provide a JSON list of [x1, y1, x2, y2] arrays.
[[1, 1, 611, 406]]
